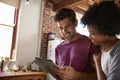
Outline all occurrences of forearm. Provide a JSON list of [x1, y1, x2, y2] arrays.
[[94, 61, 106, 80], [75, 72, 97, 80]]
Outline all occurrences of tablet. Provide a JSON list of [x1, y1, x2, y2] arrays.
[[33, 57, 59, 77]]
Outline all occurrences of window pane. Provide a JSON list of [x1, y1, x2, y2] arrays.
[[0, 2, 15, 26], [76, 13, 89, 36], [76, 20, 89, 36], [0, 25, 13, 57]]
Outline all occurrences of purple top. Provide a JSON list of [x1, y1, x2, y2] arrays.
[[55, 35, 100, 72]]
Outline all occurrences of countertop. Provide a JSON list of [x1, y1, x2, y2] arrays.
[[0, 71, 46, 77]]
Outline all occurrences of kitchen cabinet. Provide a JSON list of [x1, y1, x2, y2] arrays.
[[0, 71, 46, 80]]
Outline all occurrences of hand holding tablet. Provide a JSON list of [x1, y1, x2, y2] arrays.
[[33, 57, 59, 77]]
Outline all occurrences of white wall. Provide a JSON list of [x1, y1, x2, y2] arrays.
[[16, 0, 44, 66]]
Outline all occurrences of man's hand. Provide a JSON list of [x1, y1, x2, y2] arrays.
[[51, 66, 80, 80]]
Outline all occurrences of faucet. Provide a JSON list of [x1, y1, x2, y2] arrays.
[[0, 59, 4, 72]]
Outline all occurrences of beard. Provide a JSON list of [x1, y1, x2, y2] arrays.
[[64, 32, 75, 40]]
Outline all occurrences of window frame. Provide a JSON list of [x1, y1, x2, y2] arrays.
[[10, 9, 19, 59]]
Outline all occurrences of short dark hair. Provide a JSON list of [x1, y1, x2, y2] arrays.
[[54, 8, 76, 24], [81, 1, 120, 36]]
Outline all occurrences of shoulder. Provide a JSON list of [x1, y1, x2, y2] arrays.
[[55, 40, 65, 49], [109, 41, 120, 66], [110, 40, 120, 56], [78, 35, 92, 43], [108, 41, 120, 80]]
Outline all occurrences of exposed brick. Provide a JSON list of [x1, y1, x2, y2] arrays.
[[40, 1, 62, 58]]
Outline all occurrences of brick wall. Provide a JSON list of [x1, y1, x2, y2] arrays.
[[40, 1, 61, 58]]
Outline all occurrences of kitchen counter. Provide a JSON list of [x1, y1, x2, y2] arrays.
[[0, 71, 46, 80]]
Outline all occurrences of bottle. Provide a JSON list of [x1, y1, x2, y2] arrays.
[[31, 62, 36, 72], [0, 57, 4, 72]]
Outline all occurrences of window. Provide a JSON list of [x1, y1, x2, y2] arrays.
[[0, 2, 18, 60], [76, 20, 89, 36], [76, 13, 89, 36]]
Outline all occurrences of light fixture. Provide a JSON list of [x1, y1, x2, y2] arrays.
[[89, 0, 94, 5], [25, 0, 30, 6]]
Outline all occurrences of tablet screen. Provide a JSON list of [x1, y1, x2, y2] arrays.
[[33, 57, 59, 77]]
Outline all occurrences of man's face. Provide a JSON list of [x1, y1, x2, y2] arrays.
[[58, 17, 76, 40]]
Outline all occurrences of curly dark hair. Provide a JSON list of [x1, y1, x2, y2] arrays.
[[54, 8, 76, 24], [81, 1, 120, 36]]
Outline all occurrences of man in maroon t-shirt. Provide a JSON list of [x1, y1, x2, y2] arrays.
[[52, 8, 100, 80]]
